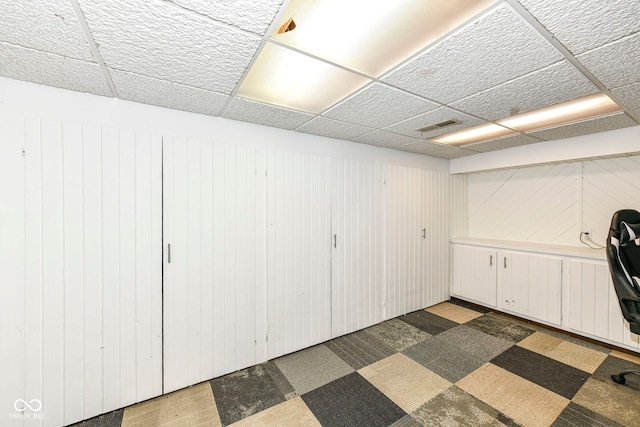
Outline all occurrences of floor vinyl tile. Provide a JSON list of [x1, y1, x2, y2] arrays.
[[397, 309, 459, 335], [610, 349, 640, 365], [457, 363, 569, 427], [403, 336, 485, 383], [449, 297, 491, 313], [121, 382, 220, 427], [552, 402, 623, 427], [210, 365, 285, 426], [273, 344, 354, 395], [465, 313, 535, 343], [324, 329, 396, 370], [572, 377, 640, 427], [264, 361, 296, 399], [435, 325, 513, 361], [363, 318, 431, 352], [70, 409, 124, 427], [426, 301, 484, 324], [302, 372, 406, 427], [491, 345, 589, 399], [389, 415, 421, 427], [410, 386, 519, 427], [518, 332, 608, 373], [228, 396, 321, 427], [590, 354, 640, 389], [358, 353, 452, 412]]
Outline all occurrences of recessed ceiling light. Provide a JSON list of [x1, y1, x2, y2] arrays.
[[432, 93, 622, 146]]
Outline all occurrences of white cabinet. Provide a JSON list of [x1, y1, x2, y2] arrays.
[[452, 243, 561, 326], [451, 245, 497, 307]]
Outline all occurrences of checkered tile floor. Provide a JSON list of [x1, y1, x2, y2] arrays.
[[72, 299, 640, 427]]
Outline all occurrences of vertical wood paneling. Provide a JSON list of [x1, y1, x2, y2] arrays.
[[332, 159, 384, 337], [0, 116, 25, 425], [266, 150, 332, 358]]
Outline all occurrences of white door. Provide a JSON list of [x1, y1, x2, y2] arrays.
[[451, 245, 497, 307], [163, 137, 268, 392], [331, 158, 385, 337]]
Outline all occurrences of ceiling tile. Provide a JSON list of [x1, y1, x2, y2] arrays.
[[322, 83, 438, 128], [79, 0, 261, 94], [464, 134, 542, 152], [577, 32, 640, 89], [351, 130, 421, 148], [382, 4, 563, 104], [111, 70, 229, 116], [296, 117, 374, 141], [223, 97, 314, 130], [0, 41, 111, 97], [397, 141, 450, 155], [527, 113, 637, 141], [450, 61, 599, 121], [167, 0, 283, 35], [612, 82, 640, 118], [0, 0, 95, 61], [384, 107, 485, 139], [410, 146, 477, 159], [518, 0, 640, 55]]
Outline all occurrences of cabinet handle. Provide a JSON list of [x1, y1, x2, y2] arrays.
[[168, 243, 171, 264], [333, 234, 337, 248], [489, 255, 493, 266], [422, 228, 426, 239], [504, 256, 507, 269]]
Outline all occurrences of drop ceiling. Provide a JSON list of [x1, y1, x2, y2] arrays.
[[1, 0, 638, 159]]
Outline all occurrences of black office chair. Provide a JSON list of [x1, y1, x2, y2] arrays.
[[606, 209, 640, 384]]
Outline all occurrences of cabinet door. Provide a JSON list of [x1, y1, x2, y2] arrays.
[[451, 245, 497, 307], [498, 251, 562, 325]]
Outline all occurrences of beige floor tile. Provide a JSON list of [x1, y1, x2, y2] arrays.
[[518, 332, 608, 373], [573, 377, 640, 426], [122, 382, 221, 427], [358, 353, 451, 412], [229, 397, 321, 427], [457, 363, 569, 427], [426, 302, 483, 324], [611, 349, 640, 365]]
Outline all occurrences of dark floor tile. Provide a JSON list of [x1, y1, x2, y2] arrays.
[[552, 402, 623, 427], [389, 414, 420, 427], [411, 386, 519, 427], [325, 329, 396, 370], [403, 337, 484, 383], [434, 325, 513, 361], [491, 345, 589, 399], [264, 360, 296, 399], [449, 297, 491, 313], [210, 364, 286, 426], [302, 372, 406, 427], [591, 354, 640, 390], [68, 409, 123, 427], [398, 310, 459, 336], [466, 314, 535, 343]]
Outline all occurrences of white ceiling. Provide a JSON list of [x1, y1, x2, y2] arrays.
[[1, 0, 638, 159]]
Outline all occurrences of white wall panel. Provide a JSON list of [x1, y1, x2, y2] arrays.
[[267, 151, 332, 358], [468, 163, 581, 245], [19, 120, 163, 426], [450, 173, 468, 238], [331, 159, 384, 337], [163, 137, 268, 392]]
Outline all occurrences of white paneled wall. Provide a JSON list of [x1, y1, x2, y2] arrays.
[[331, 159, 385, 337], [163, 137, 268, 392], [266, 151, 332, 358], [386, 166, 451, 318], [7, 119, 163, 426]]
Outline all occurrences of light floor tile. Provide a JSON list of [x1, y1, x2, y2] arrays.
[[358, 353, 451, 412], [363, 318, 431, 352], [229, 397, 321, 427], [426, 302, 483, 324], [573, 377, 640, 426], [518, 332, 607, 373], [274, 344, 354, 395], [121, 382, 220, 427], [610, 349, 640, 365], [457, 363, 569, 427]]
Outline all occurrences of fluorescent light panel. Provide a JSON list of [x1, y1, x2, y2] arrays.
[[432, 93, 622, 146], [238, 0, 497, 113]]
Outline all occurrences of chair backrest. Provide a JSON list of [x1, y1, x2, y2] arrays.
[[607, 209, 640, 334]]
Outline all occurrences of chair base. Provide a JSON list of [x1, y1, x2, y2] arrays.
[[611, 370, 640, 384]]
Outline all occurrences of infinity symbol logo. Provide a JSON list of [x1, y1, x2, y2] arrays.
[[14, 399, 42, 412]]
